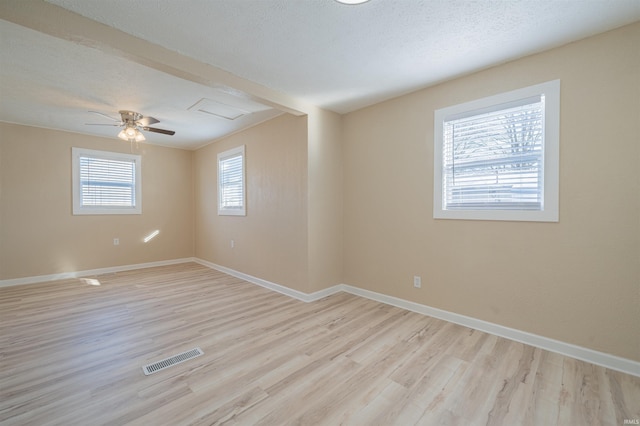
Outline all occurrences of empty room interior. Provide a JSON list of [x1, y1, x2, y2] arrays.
[[1, 0, 639, 425]]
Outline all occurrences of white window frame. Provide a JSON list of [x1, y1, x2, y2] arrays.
[[72, 147, 142, 215], [434, 80, 560, 222], [217, 145, 246, 216]]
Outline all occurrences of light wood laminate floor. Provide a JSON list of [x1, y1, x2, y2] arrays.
[[1, 262, 638, 425]]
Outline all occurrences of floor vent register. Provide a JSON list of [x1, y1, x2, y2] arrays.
[[142, 347, 204, 376]]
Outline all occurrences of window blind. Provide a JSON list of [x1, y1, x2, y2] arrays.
[[79, 155, 137, 207], [442, 96, 545, 211], [219, 153, 244, 210]]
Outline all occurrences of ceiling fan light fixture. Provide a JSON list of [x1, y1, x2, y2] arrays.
[[118, 125, 145, 142], [125, 126, 137, 138]]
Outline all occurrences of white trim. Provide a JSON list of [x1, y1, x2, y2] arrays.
[[193, 258, 342, 302], [217, 145, 246, 216], [433, 80, 560, 222], [0, 258, 194, 288], [194, 260, 639, 377], [3, 258, 637, 377], [72, 147, 142, 215], [338, 284, 639, 377]]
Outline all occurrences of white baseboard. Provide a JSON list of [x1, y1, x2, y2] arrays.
[[339, 284, 640, 378], [193, 258, 342, 302], [193, 259, 639, 377], [3, 257, 638, 377], [0, 258, 195, 288]]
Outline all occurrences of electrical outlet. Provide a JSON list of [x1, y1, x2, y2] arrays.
[[231, 239, 235, 248], [113, 238, 119, 246], [413, 276, 421, 288]]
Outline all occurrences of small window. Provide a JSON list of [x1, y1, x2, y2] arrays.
[[72, 147, 141, 215], [434, 80, 560, 222], [218, 145, 246, 216]]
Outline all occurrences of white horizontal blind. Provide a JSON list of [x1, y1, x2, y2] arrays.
[[79, 155, 137, 208], [218, 146, 245, 215], [443, 96, 545, 211]]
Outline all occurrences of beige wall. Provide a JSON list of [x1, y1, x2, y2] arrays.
[[0, 123, 194, 280], [194, 113, 309, 292], [307, 107, 344, 293], [343, 23, 640, 361]]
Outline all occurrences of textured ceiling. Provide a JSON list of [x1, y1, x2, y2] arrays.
[[46, 0, 640, 113], [1, 0, 639, 149], [0, 19, 282, 149]]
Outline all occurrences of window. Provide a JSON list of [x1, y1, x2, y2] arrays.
[[72, 147, 141, 215], [218, 145, 246, 216], [434, 80, 560, 222]]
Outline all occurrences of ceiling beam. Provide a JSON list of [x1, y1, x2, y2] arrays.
[[0, 0, 310, 116]]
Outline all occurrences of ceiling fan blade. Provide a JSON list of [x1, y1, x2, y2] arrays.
[[89, 110, 121, 122], [85, 123, 121, 126], [137, 116, 160, 127], [143, 126, 175, 136]]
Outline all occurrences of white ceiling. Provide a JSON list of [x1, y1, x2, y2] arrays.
[[1, 0, 639, 150]]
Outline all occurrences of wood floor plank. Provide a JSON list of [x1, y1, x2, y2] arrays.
[[1, 262, 638, 425]]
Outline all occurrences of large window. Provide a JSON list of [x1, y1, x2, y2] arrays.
[[434, 80, 560, 222], [218, 145, 246, 216], [72, 147, 141, 215]]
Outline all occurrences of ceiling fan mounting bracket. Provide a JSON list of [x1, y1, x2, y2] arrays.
[[119, 110, 143, 124]]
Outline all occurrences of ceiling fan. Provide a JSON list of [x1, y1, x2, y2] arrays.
[[86, 110, 175, 142]]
